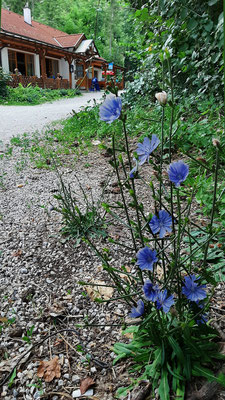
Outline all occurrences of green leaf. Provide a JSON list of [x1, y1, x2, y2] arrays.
[[158, 369, 170, 400], [208, 0, 220, 5], [168, 336, 185, 364], [187, 18, 198, 30], [8, 368, 17, 388], [192, 365, 225, 386], [167, 362, 185, 381]]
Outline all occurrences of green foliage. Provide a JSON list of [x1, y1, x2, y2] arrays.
[[114, 322, 225, 399], [0, 84, 81, 105], [125, 0, 224, 98], [0, 67, 11, 98]]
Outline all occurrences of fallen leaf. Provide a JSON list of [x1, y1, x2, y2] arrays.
[[0, 317, 8, 323], [85, 279, 114, 301], [47, 302, 65, 317], [80, 377, 95, 395], [12, 249, 22, 257], [37, 356, 61, 382]]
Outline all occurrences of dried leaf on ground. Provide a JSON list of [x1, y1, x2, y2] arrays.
[[85, 279, 114, 301], [0, 317, 8, 323], [37, 356, 61, 382], [47, 302, 65, 317], [12, 249, 22, 257], [80, 376, 95, 395]]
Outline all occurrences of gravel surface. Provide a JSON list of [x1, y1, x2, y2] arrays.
[[0, 122, 224, 399], [0, 92, 104, 143]]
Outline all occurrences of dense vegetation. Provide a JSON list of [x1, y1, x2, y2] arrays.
[[0, 81, 81, 105]]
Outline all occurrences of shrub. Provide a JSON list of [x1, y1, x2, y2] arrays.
[[0, 68, 11, 98]]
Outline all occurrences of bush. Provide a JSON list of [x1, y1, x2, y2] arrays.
[[0, 84, 81, 105], [0, 68, 11, 98]]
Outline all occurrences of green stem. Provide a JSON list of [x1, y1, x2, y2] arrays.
[[203, 147, 220, 268], [112, 133, 137, 252], [122, 119, 145, 247]]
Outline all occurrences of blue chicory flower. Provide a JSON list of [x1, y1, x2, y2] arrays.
[[99, 96, 122, 124], [149, 210, 172, 238], [168, 160, 189, 187], [136, 135, 160, 165], [137, 247, 158, 271], [182, 275, 207, 302], [143, 280, 159, 302], [156, 289, 174, 313], [129, 299, 145, 318]]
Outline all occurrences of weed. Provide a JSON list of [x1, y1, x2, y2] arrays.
[[22, 325, 35, 344]]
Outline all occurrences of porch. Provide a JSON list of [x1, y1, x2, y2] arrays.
[[8, 74, 70, 90]]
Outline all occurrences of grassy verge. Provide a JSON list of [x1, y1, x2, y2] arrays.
[[0, 84, 81, 105], [3, 94, 225, 231]]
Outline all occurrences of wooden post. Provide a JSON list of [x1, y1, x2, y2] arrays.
[[39, 49, 46, 78]]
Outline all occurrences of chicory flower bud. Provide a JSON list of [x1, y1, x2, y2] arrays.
[[155, 91, 167, 105]]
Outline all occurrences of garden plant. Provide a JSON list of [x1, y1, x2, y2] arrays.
[[54, 54, 225, 398]]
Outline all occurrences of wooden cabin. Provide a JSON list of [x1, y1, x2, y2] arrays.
[[0, 6, 125, 90]]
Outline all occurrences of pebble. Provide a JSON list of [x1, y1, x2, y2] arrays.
[[72, 389, 94, 398], [20, 268, 28, 274], [72, 374, 80, 383], [33, 391, 42, 399]]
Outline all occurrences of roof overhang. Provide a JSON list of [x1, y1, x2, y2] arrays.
[[0, 30, 87, 60]]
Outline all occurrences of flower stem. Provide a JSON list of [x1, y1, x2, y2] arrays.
[[202, 146, 220, 268]]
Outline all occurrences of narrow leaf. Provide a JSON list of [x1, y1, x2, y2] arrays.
[[158, 369, 170, 400]]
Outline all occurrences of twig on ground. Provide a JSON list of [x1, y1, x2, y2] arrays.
[[132, 383, 152, 400], [40, 392, 73, 399], [186, 365, 225, 400]]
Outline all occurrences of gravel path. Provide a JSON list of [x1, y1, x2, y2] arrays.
[[0, 92, 104, 143], [0, 107, 224, 399]]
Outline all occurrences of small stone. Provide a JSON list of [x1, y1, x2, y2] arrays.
[[58, 379, 64, 386], [33, 391, 41, 399], [90, 367, 97, 373], [20, 268, 28, 274], [72, 374, 80, 383], [13, 389, 18, 397], [72, 389, 93, 398], [64, 373, 70, 379]]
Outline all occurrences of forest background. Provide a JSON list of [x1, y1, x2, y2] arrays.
[[1, 0, 224, 99]]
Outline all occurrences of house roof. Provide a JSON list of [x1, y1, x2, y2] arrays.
[[75, 39, 93, 54], [1, 8, 84, 49]]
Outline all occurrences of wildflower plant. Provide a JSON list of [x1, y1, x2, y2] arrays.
[[64, 59, 224, 398]]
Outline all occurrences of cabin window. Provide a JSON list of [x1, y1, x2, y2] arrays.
[[76, 64, 84, 78], [8, 50, 34, 76], [46, 58, 59, 78]]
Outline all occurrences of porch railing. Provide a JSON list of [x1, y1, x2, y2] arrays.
[[8, 75, 70, 90]]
